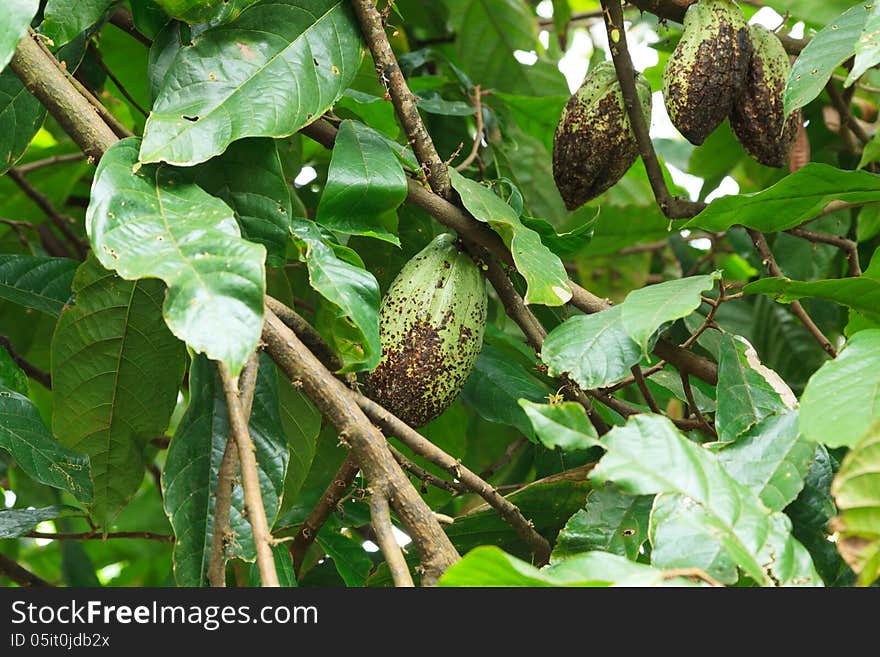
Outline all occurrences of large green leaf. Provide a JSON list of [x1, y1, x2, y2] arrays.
[[316, 120, 407, 245], [449, 169, 571, 306], [0, 386, 93, 503], [688, 164, 880, 233], [715, 411, 815, 512], [87, 138, 266, 375], [519, 400, 599, 452], [278, 375, 321, 506], [0, 0, 38, 72], [0, 505, 78, 539], [832, 422, 880, 586], [621, 273, 719, 353], [163, 353, 288, 586], [592, 415, 821, 586], [784, 4, 869, 116], [439, 546, 699, 587], [715, 334, 794, 443], [42, 0, 116, 47], [52, 256, 185, 525], [0, 70, 46, 176], [0, 255, 77, 316], [290, 219, 380, 372], [552, 486, 652, 561], [846, 3, 880, 86], [193, 137, 293, 266], [541, 306, 642, 389], [140, 0, 363, 165], [800, 329, 880, 448], [766, 0, 862, 26]]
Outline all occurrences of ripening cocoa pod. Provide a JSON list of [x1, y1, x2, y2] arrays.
[[364, 234, 487, 428], [552, 61, 652, 211], [662, 0, 752, 145], [730, 25, 800, 167]]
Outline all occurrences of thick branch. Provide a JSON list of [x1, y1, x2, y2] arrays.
[[0, 553, 52, 587], [389, 444, 467, 494], [370, 490, 415, 587], [266, 296, 343, 371], [218, 362, 279, 587], [262, 309, 460, 585], [350, 0, 452, 198]]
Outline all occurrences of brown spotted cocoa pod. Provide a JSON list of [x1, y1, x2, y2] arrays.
[[662, 0, 752, 145], [730, 25, 800, 167], [364, 234, 487, 428], [552, 61, 652, 211]]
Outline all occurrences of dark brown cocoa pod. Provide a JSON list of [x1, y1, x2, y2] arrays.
[[730, 25, 800, 167], [552, 61, 652, 211], [662, 0, 752, 145]]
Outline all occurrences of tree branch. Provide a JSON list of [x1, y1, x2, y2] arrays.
[[0, 335, 52, 389], [0, 553, 52, 587], [110, 6, 153, 48], [218, 361, 279, 587], [748, 229, 838, 358], [680, 371, 716, 438], [15, 152, 85, 174], [786, 227, 862, 277], [370, 489, 415, 587], [389, 443, 467, 494], [266, 296, 343, 371], [25, 531, 173, 542]]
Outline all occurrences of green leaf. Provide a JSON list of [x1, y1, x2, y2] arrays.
[[290, 219, 380, 372], [42, 0, 115, 47], [857, 202, 880, 240], [52, 256, 185, 525], [87, 138, 266, 375], [519, 400, 600, 452], [449, 169, 571, 306], [800, 329, 880, 448], [541, 306, 642, 389], [784, 4, 869, 116], [193, 137, 293, 267], [163, 353, 288, 586], [846, 3, 880, 86], [140, 0, 362, 165], [249, 543, 297, 586], [278, 375, 321, 505], [0, 349, 28, 395], [0, 505, 78, 539], [154, 0, 261, 23], [832, 422, 880, 586], [0, 0, 38, 72], [688, 164, 880, 233], [621, 273, 719, 353], [439, 546, 699, 587], [316, 120, 407, 245], [715, 334, 795, 443], [552, 487, 653, 561], [461, 343, 551, 440], [0, 385, 93, 503], [592, 414, 821, 586], [0, 70, 46, 176], [316, 518, 373, 587], [579, 205, 670, 257], [715, 411, 815, 511], [0, 256, 77, 316]]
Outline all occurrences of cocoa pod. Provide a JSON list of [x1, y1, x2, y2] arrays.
[[364, 234, 487, 428], [730, 25, 800, 167], [662, 0, 752, 145], [552, 61, 652, 211]]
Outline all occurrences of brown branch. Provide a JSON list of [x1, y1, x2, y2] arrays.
[[662, 566, 724, 587], [631, 364, 662, 414], [389, 444, 467, 494], [25, 531, 173, 542], [589, 388, 708, 432], [262, 309, 460, 585], [265, 296, 343, 371], [352, 391, 552, 566], [600, 0, 705, 219], [480, 436, 528, 479], [455, 86, 484, 172], [218, 361, 279, 587], [680, 371, 716, 438], [0, 336, 52, 389], [89, 44, 149, 118], [748, 229, 838, 357], [9, 31, 118, 161], [290, 454, 360, 575], [208, 353, 260, 587], [15, 152, 86, 174], [110, 6, 153, 48], [350, 0, 452, 198], [370, 489, 415, 587], [825, 80, 871, 146], [0, 553, 52, 587], [786, 227, 862, 277]]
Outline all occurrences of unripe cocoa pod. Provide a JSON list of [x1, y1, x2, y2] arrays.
[[730, 25, 800, 167], [662, 0, 752, 145], [552, 61, 652, 211], [364, 234, 487, 428]]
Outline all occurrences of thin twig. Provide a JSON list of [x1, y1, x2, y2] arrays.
[[455, 86, 484, 171], [109, 6, 152, 48], [25, 531, 173, 542], [208, 353, 260, 587], [748, 229, 838, 357], [89, 44, 149, 118], [662, 566, 724, 587], [680, 371, 716, 437], [389, 444, 467, 494], [370, 489, 415, 587], [0, 336, 52, 389], [825, 80, 871, 146], [290, 455, 360, 575], [0, 553, 52, 586], [631, 364, 662, 414], [786, 227, 862, 277], [218, 361, 279, 587], [480, 436, 528, 479], [15, 152, 85, 174]]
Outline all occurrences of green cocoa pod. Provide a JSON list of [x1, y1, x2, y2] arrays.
[[662, 0, 752, 145], [364, 234, 487, 428], [730, 25, 800, 167], [552, 61, 652, 211]]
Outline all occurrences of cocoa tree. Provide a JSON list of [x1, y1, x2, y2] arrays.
[[0, 0, 877, 588]]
